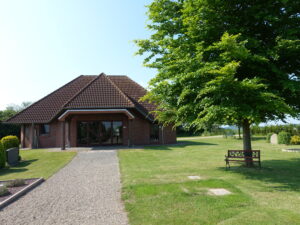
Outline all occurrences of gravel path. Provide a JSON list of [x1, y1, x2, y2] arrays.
[[0, 151, 128, 225]]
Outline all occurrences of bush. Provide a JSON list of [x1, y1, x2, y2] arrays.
[[266, 133, 273, 143], [1, 135, 19, 150], [278, 131, 291, 145], [290, 135, 300, 145], [6, 179, 25, 187], [0, 186, 9, 197], [0, 142, 5, 169]]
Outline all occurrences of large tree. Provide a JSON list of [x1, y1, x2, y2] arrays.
[[136, 0, 300, 163]]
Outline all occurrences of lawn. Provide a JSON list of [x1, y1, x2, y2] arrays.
[[0, 150, 76, 180], [119, 137, 300, 225]]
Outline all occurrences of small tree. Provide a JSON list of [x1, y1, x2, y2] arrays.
[[136, 0, 300, 166]]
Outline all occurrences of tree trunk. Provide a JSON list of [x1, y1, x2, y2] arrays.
[[238, 125, 241, 139], [242, 119, 253, 167]]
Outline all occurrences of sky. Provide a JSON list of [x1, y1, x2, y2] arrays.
[[0, 0, 298, 125], [0, 0, 155, 109]]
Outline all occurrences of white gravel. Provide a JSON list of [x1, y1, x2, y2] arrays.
[[0, 150, 128, 225]]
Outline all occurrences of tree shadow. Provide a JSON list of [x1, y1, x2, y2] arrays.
[[0, 159, 38, 178], [251, 136, 266, 141], [144, 141, 217, 151], [220, 158, 300, 191]]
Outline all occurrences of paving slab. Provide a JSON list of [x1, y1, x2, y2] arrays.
[[188, 176, 202, 180], [208, 188, 231, 196]]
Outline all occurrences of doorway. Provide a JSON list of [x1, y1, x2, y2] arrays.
[[77, 121, 123, 146]]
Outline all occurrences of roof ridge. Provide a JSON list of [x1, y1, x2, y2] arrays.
[[106, 75, 135, 107], [6, 75, 84, 123], [63, 74, 102, 108]]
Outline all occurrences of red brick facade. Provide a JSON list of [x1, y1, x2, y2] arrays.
[[20, 111, 176, 148]]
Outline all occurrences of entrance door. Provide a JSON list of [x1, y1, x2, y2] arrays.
[[77, 121, 123, 146]]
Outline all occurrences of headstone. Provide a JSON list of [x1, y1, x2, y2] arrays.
[[208, 188, 231, 196], [270, 134, 278, 144], [6, 147, 19, 165]]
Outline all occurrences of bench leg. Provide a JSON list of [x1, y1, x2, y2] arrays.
[[225, 159, 230, 169]]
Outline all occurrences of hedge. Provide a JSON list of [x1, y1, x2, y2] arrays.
[[0, 142, 5, 168], [1, 135, 20, 150], [278, 132, 291, 145]]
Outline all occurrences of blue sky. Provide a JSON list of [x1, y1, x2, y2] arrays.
[[0, 0, 298, 125], [0, 0, 155, 109]]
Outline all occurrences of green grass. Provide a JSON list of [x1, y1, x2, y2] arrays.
[[0, 149, 76, 180], [119, 137, 300, 225]]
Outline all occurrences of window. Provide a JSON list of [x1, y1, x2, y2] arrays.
[[40, 124, 50, 135], [150, 124, 159, 142]]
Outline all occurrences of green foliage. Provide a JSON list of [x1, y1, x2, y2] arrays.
[[266, 133, 273, 143], [278, 132, 291, 145], [252, 124, 300, 136], [0, 185, 9, 197], [6, 179, 25, 187], [0, 142, 5, 169], [223, 129, 236, 139], [0, 124, 20, 139], [0, 102, 31, 139], [1, 135, 20, 150], [136, 0, 300, 150], [290, 136, 300, 145]]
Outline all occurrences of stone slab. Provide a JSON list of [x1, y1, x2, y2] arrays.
[[188, 176, 201, 180], [208, 188, 231, 196]]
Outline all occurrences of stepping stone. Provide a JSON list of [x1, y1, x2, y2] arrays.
[[208, 188, 231, 196], [188, 176, 201, 180]]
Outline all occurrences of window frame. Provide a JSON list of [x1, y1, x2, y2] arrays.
[[40, 124, 50, 136]]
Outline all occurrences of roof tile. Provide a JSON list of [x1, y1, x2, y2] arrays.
[[6, 73, 156, 123]]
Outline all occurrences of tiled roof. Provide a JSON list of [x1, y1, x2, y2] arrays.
[[6, 73, 156, 123], [108, 76, 156, 119]]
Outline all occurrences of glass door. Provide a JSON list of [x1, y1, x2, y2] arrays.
[[77, 121, 123, 146], [112, 121, 123, 144], [100, 121, 112, 145]]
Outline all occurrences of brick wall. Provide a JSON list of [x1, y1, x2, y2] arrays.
[[21, 111, 177, 148]]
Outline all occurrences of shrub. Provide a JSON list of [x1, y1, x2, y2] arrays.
[[0, 186, 9, 197], [278, 131, 291, 145], [1, 135, 19, 150], [290, 135, 300, 145], [6, 179, 25, 187], [266, 133, 273, 143], [0, 142, 5, 169]]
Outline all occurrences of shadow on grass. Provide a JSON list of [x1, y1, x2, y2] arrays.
[[220, 158, 300, 191], [251, 136, 266, 141], [144, 141, 217, 151], [0, 159, 38, 177]]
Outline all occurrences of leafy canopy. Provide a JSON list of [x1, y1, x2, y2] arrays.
[[136, 0, 300, 129]]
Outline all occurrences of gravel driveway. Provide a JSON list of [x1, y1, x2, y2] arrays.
[[0, 150, 128, 225]]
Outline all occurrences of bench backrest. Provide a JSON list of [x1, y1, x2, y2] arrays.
[[227, 150, 260, 158]]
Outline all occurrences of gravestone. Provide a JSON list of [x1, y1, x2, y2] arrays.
[[270, 134, 278, 144], [6, 147, 19, 165]]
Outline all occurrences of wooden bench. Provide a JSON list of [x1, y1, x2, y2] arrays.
[[225, 150, 261, 169]]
